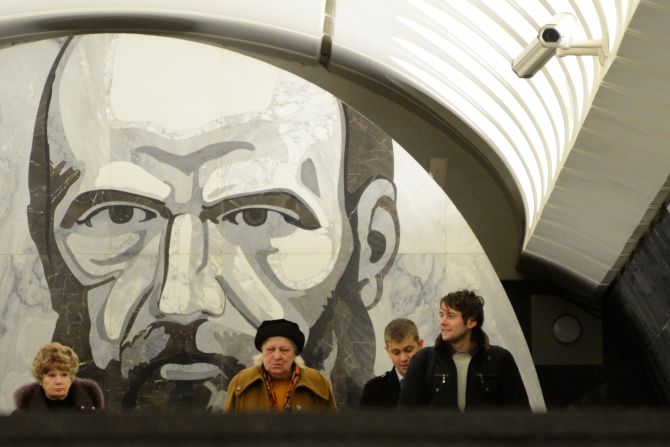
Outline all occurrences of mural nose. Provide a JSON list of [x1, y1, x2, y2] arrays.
[[159, 214, 225, 317]]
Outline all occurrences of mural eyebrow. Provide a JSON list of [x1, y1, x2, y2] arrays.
[[200, 191, 320, 230], [60, 190, 172, 229]]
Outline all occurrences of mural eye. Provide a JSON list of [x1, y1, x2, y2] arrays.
[[109, 205, 134, 224], [222, 208, 275, 227], [218, 205, 319, 231], [78, 205, 157, 227], [242, 209, 267, 227]]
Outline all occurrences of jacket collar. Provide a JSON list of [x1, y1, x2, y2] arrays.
[[234, 365, 331, 401], [15, 378, 89, 410]]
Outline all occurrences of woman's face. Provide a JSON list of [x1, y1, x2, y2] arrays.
[[261, 336, 297, 380], [41, 369, 73, 400]]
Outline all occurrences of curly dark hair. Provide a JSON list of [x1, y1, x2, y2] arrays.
[[440, 289, 485, 332]]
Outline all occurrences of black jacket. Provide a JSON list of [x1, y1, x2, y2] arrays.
[[13, 378, 105, 413], [399, 332, 528, 410], [360, 369, 401, 408]]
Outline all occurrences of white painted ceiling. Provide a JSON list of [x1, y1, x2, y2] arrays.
[[0, 0, 665, 298], [522, 0, 670, 297], [333, 0, 635, 232]]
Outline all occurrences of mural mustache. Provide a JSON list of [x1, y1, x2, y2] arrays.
[[119, 320, 245, 411]]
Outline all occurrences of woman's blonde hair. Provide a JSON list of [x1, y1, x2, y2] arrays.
[[31, 342, 79, 381]]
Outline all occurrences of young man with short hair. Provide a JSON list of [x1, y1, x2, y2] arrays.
[[360, 318, 424, 407], [399, 290, 528, 411]]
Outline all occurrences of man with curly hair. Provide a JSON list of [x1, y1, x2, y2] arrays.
[[400, 290, 528, 411]]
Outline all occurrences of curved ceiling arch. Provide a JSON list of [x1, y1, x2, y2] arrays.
[[0, 1, 638, 283], [0, 0, 524, 278]]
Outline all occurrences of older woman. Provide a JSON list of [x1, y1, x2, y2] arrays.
[[224, 319, 336, 412], [13, 342, 104, 413]]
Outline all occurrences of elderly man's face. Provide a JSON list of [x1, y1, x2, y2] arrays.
[[45, 35, 353, 408], [261, 337, 298, 380]]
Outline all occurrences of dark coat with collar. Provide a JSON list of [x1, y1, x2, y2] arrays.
[[399, 331, 529, 410], [13, 378, 105, 413], [360, 368, 401, 408]]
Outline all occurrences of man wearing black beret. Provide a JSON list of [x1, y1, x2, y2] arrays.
[[224, 319, 336, 412]]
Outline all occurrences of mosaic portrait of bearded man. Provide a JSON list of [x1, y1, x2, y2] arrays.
[[26, 34, 399, 410], [0, 33, 543, 412]]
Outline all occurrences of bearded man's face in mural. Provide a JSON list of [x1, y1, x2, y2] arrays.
[[28, 34, 398, 411]]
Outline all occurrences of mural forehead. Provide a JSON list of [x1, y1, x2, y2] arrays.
[[0, 34, 542, 413], [111, 35, 280, 128], [57, 34, 339, 142]]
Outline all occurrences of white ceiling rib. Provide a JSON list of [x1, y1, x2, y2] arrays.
[[333, 0, 633, 239], [523, 0, 670, 296]]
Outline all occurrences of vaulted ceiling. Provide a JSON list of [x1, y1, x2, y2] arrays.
[[1, 0, 666, 299]]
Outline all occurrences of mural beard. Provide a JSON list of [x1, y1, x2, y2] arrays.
[[302, 253, 376, 406], [117, 320, 242, 411], [42, 245, 374, 411]]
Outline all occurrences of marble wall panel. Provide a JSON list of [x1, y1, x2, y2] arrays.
[[0, 34, 543, 413]]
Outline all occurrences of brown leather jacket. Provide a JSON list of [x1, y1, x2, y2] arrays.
[[224, 365, 337, 412]]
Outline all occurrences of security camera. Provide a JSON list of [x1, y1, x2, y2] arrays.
[[512, 12, 607, 79], [512, 13, 575, 78]]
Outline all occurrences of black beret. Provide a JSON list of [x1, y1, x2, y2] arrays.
[[254, 319, 305, 354]]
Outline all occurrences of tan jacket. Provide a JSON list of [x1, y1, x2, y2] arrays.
[[224, 365, 337, 412]]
